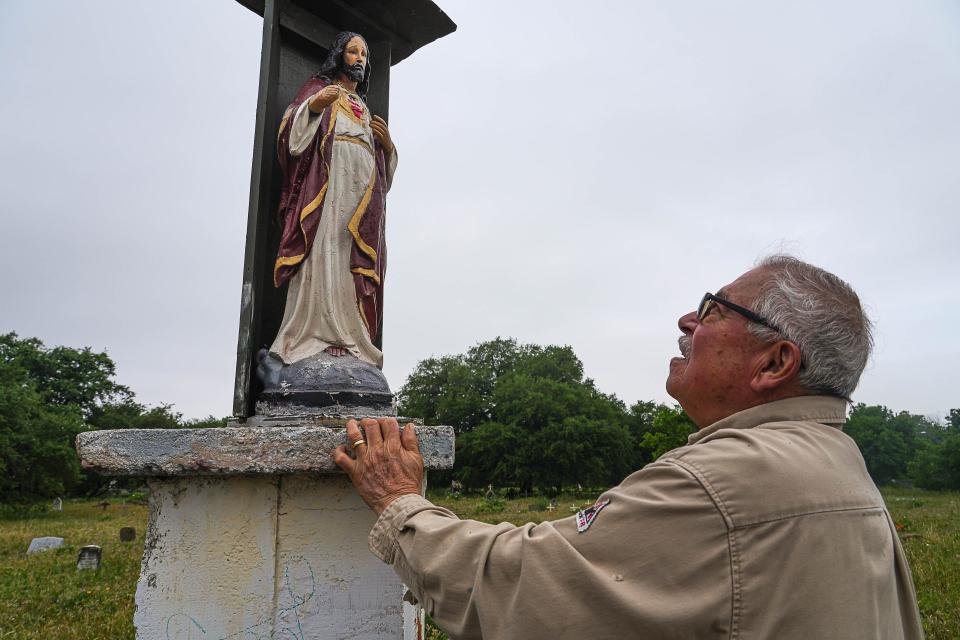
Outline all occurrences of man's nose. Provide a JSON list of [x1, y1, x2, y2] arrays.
[[678, 311, 698, 335]]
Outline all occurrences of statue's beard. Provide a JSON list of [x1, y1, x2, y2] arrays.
[[340, 62, 365, 83]]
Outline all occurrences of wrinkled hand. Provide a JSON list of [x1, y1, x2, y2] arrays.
[[333, 418, 423, 515], [370, 115, 394, 155], [309, 85, 341, 113]]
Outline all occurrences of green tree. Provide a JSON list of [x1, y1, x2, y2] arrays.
[[87, 399, 184, 430], [454, 422, 528, 488], [398, 338, 633, 491], [0, 332, 131, 417], [0, 355, 85, 502], [638, 405, 697, 460], [533, 418, 633, 488], [397, 338, 592, 434], [843, 404, 935, 486], [909, 409, 960, 490], [0, 333, 228, 502]]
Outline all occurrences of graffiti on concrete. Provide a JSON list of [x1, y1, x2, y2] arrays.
[[164, 559, 316, 640]]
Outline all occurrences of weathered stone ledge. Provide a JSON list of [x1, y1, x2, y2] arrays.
[[76, 426, 454, 476]]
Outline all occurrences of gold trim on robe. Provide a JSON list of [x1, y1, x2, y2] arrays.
[[272, 107, 339, 286], [351, 266, 381, 285], [334, 135, 374, 155], [347, 166, 379, 265], [357, 300, 371, 334]]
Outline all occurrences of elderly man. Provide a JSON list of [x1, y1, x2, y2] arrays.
[[333, 255, 924, 639]]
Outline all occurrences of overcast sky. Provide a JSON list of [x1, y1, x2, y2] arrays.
[[1, 1, 958, 422]]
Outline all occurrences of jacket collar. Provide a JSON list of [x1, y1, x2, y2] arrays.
[[687, 395, 848, 446]]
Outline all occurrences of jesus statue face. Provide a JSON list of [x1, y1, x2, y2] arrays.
[[340, 36, 368, 83]]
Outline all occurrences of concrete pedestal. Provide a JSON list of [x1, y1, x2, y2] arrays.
[[77, 424, 454, 640]]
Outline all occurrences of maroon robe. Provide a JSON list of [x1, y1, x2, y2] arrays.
[[273, 76, 388, 345]]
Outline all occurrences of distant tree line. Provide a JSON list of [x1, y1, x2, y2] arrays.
[[398, 338, 960, 493], [2, 333, 958, 504], [399, 337, 704, 492], [0, 333, 225, 503], [845, 404, 960, 489]]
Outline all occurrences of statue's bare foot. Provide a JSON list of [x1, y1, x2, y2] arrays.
[[324, 346, 350, 357]]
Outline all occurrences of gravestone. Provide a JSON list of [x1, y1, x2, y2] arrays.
[[119, 527, 136, 542], [52, 497, 62, 512], [77, 545, 102, 571], [27, 537, 63, 554]]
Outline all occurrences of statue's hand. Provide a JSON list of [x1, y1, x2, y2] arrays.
[[309, 86, 341, 113], [371, 115, 394, 155]]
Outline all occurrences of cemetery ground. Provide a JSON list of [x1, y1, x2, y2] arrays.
[[0, 489, 957, 640]]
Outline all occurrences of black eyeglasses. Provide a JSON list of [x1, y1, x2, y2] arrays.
[[697, 293, 782, 334]]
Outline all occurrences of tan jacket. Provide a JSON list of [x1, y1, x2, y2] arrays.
[[369, 396, 924, 639]]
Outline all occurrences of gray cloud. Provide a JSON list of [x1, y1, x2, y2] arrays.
[[1, 0, 957, 420]]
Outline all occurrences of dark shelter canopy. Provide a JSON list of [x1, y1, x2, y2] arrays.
[[235, 0, 456, 64]]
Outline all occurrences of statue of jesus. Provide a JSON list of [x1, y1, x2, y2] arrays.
[[267, 32, 397, 371]]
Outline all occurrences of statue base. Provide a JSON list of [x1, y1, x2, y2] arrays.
[[256, 349, 394, 415]]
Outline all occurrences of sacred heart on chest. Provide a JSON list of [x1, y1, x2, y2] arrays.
[[346, 97, 364, 119]]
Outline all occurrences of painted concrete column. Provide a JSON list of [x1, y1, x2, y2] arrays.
[[77, 424, 454, 640]]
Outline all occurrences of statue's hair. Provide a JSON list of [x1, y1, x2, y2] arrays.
[[316, 32, 372, 100], [747, 254, 873, 399]]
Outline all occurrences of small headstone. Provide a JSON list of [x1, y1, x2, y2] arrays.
[[448, 480, 462, 497], [77, 545, 102, 571], [27, 537, 64, 554], [119, 527, 136, 542], [52, 497, 62, 512]]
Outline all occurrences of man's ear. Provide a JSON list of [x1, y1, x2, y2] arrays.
[[750, 340, 802, 393]]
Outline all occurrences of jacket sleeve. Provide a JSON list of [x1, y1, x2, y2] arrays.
[[368, 461, 733, 640]]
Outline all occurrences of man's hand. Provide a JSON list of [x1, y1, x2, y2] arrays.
[[309, 85, 341, 113], [370, 115, 394, 155], [333, 418, 423, 515]]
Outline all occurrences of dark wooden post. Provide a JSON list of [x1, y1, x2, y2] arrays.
[[367, 40, 392, 123], [234, 0, 281, 417]]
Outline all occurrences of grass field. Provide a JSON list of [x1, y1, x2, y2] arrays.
[[0, 500, 143, 639], [2, 489, 957, 639]]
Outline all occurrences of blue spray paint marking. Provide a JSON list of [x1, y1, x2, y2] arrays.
[[164, 559, 317, 640], [165, 614, 206, 640]]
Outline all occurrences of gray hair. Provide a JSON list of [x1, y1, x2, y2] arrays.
[[747, 254, 873, 399]]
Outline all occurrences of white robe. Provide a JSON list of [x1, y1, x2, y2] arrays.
[[269, 92, 397, 368]]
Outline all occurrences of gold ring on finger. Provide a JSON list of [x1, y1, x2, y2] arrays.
[[351, 439, 366, 450]]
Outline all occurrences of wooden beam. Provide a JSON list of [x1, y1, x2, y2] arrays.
[[233, 0, 282, 418], [367, 40, 391, 123], [278, 3, 338, 47], [324, 0, 413, 50]]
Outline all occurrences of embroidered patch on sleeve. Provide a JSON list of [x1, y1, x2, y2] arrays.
[[576, 498, 610, 533]]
